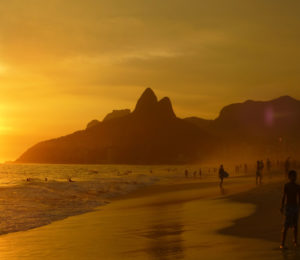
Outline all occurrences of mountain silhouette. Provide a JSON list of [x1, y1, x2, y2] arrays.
[[16, 90, 300, 164], [186, 95, 300, 160], [16, 88, 212, 164]]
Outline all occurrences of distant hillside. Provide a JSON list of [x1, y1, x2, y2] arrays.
[[16, 88, 213, 164], [16, 89, 300, 164], [184, 117, 213, 129], [186, 96, 300, 160]]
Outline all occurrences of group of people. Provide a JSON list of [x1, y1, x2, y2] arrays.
[[219, 159, 300, 250], [183, 158, 300, 249], [218, 160, 300, 249], [184, 169, 202, 178]]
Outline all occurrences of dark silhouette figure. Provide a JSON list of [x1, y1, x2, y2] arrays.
[[193, 171, 197, 178], [256, 161, 262, 185], [219, 165, 228, 187], [280, 170, 300, 249], [184, 170, 189, 178], [45, 177, 48, 182], [199, 169, 202, 178]]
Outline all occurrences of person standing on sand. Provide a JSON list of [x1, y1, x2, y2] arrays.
[[219, 165, 226, 187], [184, 169, 189, 178], [280, 170, 300, 249], [256, 161, 262, 185]]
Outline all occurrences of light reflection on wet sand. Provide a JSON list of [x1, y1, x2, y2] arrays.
[[0, 180, 296, 260]]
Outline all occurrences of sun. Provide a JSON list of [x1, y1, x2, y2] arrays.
[[0, 63, 7, 74]]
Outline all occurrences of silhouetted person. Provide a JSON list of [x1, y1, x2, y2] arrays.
[[199, 169, 202, 178], [193, 171, 197, 178], [219, 165, 228, 187], [185, 170, 189, 178], [280, 170, 300, 249], [256, 161, 262, 185], [45, 177, 48, 182]]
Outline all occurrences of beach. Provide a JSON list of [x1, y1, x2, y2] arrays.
[[0, 171, 297, 260]]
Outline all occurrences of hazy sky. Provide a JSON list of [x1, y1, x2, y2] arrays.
[[0, 0, 300, 161]]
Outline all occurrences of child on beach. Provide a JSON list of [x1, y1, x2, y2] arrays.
[[280, 170, 300, 249]]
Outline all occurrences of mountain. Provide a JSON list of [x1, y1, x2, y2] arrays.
[[184, 117, 213, 129], [186, 96, 300, 160], [16, 90, 300, 164], [16, 88, 213, 164], [103, 109, 131, 122]]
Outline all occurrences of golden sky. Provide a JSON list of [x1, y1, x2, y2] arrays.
[[0, 0, 300, 162]]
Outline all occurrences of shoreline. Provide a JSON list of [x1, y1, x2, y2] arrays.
[[0, 174, 290, 259], [219, 180, 284, 243], [0, 170, 284, 242], [0, 173, 256, 237]]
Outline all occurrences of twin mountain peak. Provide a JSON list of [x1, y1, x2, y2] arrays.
[[87, 88, 176, 129]]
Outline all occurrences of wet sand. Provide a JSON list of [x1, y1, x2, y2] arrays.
[[0, 176, 296, 259], [220, 181, 283, 242]]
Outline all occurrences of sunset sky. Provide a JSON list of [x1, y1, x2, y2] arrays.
[[0, 0, 300, 162]]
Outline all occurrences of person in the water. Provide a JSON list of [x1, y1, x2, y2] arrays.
[[280, 170, 300, 249]]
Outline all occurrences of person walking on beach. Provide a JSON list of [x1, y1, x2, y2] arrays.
[[219, 165, 227, 187], [256, 161, 262, 185], [280, 170, 300, 249], [185, 169, 189, 178]]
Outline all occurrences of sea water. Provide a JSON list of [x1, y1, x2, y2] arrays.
[[0, 173, 288, 260], [0, 163, 225, 236]]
